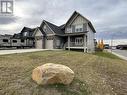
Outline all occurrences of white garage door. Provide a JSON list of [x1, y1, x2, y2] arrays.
[[45, 40, 53, 49], [36, 39, 42, 49]]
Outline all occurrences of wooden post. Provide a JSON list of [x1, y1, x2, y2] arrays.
[[84, 35, 86, 53], [68, 36, 70, 51]]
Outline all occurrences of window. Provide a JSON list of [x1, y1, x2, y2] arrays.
[[3, 39, 8, 43], [24, 32, 27, 36], [13, 40, 17, 43], [75, 24, 83, 32], [43, 25, 47, 32], [75, 37, 83, 45], [21, 39, 24, 43], [66, 26, 72, 33]]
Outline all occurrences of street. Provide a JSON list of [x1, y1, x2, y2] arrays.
[[107, 49, 127, 60]]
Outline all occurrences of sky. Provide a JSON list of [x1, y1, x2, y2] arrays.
[[0, 0, 127, 45]]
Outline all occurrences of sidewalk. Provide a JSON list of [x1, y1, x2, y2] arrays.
[[0, 49, 49, 55], [106, 49, 127, 61]]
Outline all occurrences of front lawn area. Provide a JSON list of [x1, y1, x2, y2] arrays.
[[0, 50, 127, 95]]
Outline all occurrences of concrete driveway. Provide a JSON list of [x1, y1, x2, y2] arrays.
[[0, 49, 49, 55], [107, 49, 127, 60]]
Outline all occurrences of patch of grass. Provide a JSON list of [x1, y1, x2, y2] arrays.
[[94, 51, 121, 59], [0, 50, 127, 95]]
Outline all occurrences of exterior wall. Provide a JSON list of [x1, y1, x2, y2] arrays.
[[11, 39, 21, 46], [87, 25, 95, 53], [34, 29, 44, 49], [65, 15, 88, 33], [72, 15, 88, 25], [0, 36, 11, 47]]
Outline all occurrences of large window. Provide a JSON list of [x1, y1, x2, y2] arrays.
[[75, 37, 83, 45], [3, 39, 8, 43], [75, 24, 83, 32]]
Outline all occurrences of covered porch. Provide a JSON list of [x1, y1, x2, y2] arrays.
[[64, 33, 87, 52]]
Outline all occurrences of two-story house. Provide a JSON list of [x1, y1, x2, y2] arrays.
[[33, 11, 96, 53]]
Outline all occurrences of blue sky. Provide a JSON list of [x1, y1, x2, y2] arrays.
[[0, 0, 127, 40]]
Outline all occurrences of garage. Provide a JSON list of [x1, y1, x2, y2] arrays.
[[35, 39, 43, 49], [45, 39, 53, 49]]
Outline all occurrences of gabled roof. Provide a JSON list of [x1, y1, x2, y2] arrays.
[[59, 24, 65, 29], [40, 20, 64, 35], [65, 11, 96, 33], [12, 33, 21, 39], [32, 27, 46, 36], [20, 27, 36, 37]]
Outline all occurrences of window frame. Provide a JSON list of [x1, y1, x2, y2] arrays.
[[3, 39, 9, 43]]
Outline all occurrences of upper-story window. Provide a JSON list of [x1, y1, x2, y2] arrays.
[[24, 32, 28, 36], [43, 25, 47, 32], [75, 24, 83, 32], [66, 26, 72, 33]]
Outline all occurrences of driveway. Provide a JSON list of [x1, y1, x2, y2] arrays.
[[0, 49, 49, 55], [107, 49, 127, 60]]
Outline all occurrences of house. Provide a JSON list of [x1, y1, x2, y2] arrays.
[[11, 27, 35, 48], [0, 34, 13, 47], [33, 11, 96, 53], [0, 27, 35, 48], [19, 27, 35, 48]]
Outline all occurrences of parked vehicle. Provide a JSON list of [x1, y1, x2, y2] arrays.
[[116, 45, 127, 50], [104, 44, 109, 49]]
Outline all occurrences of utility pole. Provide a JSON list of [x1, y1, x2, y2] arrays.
[[111, 36, 113, 53]]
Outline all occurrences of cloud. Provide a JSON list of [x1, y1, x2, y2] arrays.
[[0, 0, 127, 40], [0, 16, 19, 24]]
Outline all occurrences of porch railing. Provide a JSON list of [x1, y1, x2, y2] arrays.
[[68, 42, 84, 47]]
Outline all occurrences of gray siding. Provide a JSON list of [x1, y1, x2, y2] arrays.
[[65, 15, 88, 33], [43, 25, 54, 34], [72, 25, 75, 33], [0, 36, 11, 46], [83, 23, 87, 31]]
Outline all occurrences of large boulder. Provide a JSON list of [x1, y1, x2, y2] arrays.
[[32, 63, 74, 85]]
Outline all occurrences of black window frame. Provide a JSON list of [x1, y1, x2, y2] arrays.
[[12, 40, 17, 43], [21, 39, 24, 43], [3, 39, 9, 43]]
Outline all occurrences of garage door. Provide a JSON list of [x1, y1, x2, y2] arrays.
[[36, 39, 42, 49], [45, 40, 53, 49]]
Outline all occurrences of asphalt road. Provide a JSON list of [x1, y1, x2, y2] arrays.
[[108, 49, 127, 60]]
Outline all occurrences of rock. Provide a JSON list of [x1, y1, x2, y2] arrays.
[[32, 63, 74, 85]]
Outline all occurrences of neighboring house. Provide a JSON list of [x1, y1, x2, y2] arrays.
[[19, 27, 35, 48], [0, 34, 13, 47], [0, 27, 35, 48], [33, 11, 96, 53]]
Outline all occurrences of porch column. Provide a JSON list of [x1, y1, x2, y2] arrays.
[[84, 35, 85, 53], [84, 35, 87, 53], [68, 36, 70, 51]]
